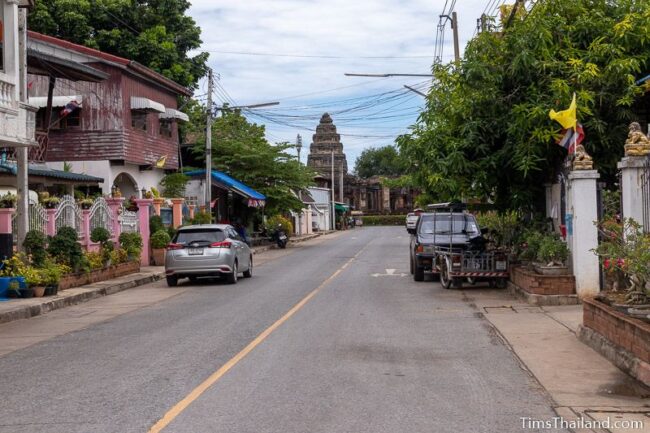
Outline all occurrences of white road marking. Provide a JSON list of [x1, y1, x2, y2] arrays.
[[371, 268, 407, 277]]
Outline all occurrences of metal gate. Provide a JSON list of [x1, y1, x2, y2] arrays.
[[54, 195, 84, 239], [89, 197, 114, 236], [642, 155, 650, 233]]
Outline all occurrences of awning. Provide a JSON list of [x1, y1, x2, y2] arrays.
[[130, 97, 165, 113], [159, 108, 189, 122], [185, 169, 266, 207], [28, 95, 82, 108], [335, 202, 350, 212]]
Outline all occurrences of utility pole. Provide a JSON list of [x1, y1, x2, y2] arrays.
[[15, 7, 28, 251], [205, 69, 214, 211], [296, 134, 302, 164], [331, 150, 335, 231], [504, 0, 525, 30], [451, 11, 460, 65]]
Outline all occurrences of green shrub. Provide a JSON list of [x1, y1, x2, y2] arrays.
[[160, 173, 189, 198], [267, 215, 293, 237], [90, 227, 110, 245], [48, 226, 84, 271], [361, 215, 407, 226], [23, 230, 48, 267], [191, 212, 212, 225], [85, 251, 104, 270], [119, 232, 143, 260], [536, 234, 569, 265], [150, 215, 164, 235], [151, 230, 171, 249]]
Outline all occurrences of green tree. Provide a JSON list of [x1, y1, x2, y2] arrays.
[[398, 0, 650, 211], [191, 109, 315, 214], [29, 0, 208, 89], [353, 145, 407, 178]]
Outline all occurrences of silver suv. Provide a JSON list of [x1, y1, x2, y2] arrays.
[[164, 224, 253, 287]]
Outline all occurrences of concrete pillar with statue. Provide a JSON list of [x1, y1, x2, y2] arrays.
[[618, 122, 650, 226], [566, 145, 601, 298], [134, 199, 153, 266]]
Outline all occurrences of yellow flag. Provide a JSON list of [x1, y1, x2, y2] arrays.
[[549, 93, 577, 130], [155, 155, 167, 168]]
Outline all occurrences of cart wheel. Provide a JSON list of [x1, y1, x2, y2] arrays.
[[466, 277, 476, 286], [496, 278, 507, 289], [439, 258, 452, 289]]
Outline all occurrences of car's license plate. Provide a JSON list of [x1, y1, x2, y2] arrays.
[[188, 248, 204, 255], [496, 261, 507, 271]]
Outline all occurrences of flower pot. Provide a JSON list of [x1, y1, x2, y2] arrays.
[[19, 288, 34, 298], [32, 286, 46, 297], [44, 285, 59, 296], [152, 248, 165, 266], [533, 263, 569, 276]]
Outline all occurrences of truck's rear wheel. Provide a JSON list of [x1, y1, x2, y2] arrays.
[[439, 258, 452, 289]]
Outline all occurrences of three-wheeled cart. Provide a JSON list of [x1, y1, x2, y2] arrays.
[[427, 203, 509, 289]]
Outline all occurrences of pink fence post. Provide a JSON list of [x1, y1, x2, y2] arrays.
[[189, 204, 196, 220], [171, 198, 184, 228], [134, 198, 153, 266], [153, 198, 164, 216], [82, 209, 91, 251], [105, 197, 125, 244], [0, 208, 15, 234], [45, 208, 57, 237]]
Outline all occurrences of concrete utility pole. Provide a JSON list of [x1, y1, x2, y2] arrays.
[[15, 8, 28, 250], [296, 134, 302, 164], [504, 0, 525, 30], [205, 68, 214, 210], [451, 12, 460, 65], [331, 151, 335, 230]]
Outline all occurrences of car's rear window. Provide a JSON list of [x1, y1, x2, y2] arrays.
[[174, 229, 225, 244], [419, 215, 478, 235]]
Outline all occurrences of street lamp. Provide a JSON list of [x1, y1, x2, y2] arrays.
[[204, 101, 280, 209], [296, 134, 302, 163]]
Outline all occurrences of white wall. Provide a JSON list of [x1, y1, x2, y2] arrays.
[[48, 161, 164, 196]]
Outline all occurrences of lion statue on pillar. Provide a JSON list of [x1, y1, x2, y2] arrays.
[[624, 122, 650, 157]]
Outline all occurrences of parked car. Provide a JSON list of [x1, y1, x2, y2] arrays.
[[405, 212, 419, 231], [164, 224, 253, 287]]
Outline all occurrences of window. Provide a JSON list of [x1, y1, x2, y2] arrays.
[[36, 107, 81, 130], [419, 215, 479, 235], [173, 229, 225, 245], [159, 119, 172, 138], [131, 110, 147, 131]]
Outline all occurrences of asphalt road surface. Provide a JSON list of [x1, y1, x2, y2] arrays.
[[0, 227, 565, 433]]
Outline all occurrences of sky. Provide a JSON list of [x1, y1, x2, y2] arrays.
[[187, 0, 504, 169]]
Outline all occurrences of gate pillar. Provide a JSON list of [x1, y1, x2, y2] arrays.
[[618, 156, 647, 227], [567, 170, 600, 298]]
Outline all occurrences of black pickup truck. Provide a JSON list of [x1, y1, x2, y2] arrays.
[[408, 203, 508, 289]]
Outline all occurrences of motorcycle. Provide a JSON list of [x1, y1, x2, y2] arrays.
[[270, 224, 288, 249]]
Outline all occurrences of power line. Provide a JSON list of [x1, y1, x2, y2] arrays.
[[205, 50, 434, 59]]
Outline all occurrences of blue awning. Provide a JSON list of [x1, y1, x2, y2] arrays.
[[185, 169, 266, 207]]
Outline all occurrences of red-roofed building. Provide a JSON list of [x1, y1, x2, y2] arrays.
[[25, 31, 192, 197]]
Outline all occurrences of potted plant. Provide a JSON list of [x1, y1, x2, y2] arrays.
[[150, 229, 171, 266], [0, 192, 17, 209], [42, 196, 60, 209], [160, 172, 189, 198], [533, 234, 569, 275], [24, 267, 46, 297], [90, 227, 114, 267], [7, 279, 21, 298], [42, 259, 65, 296], [119, 232, 143, 261], [79, 198, 94, 209]]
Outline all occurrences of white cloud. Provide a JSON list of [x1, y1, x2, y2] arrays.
[[188, 0, 493, 164]]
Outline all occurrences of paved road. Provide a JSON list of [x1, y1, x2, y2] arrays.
[[0, 227, 564, 433]]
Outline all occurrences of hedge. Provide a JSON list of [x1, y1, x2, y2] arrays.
[[361, 215, 407, 226]]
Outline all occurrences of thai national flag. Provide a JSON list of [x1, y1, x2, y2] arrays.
[[557, 123, 584, 153], [60, 100, 80, 117]]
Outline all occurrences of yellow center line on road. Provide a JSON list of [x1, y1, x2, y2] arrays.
[[148, 240, 371, 433]]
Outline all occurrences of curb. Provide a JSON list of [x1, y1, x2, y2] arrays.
[[0, 272, 164, 325]]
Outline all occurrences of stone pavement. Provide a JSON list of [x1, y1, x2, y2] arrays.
[[464, 286, 650, 432]]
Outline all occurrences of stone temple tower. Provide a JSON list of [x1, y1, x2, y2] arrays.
[[307, 113, 348, 202]]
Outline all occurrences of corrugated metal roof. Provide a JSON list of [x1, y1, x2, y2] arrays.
[[185, 169, 266, 201], [0, 163, 104, 183]]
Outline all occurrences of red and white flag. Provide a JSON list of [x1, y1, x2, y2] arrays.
[[557, 123, 584, 153]]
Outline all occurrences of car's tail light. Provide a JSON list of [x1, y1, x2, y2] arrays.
[[416, 245, 424, 253], [166, 243, 183, 250], [210, 241, 232, 248]]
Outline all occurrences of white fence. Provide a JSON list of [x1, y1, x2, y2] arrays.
[[119, 205, 139, 233], [54, 195, 84, 239]]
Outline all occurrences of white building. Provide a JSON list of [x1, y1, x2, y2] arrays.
[[308, 187, 332, 232], [0, 0, 37, 148]]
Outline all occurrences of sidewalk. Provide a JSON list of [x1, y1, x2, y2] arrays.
[[0, 266, 165, 325], [467, 288, 650, 432]]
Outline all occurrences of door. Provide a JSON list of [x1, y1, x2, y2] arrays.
[[227, 227, 248, 269]]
